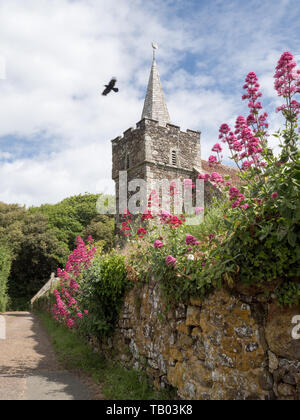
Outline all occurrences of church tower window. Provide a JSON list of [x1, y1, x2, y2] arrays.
[[126, 153, 130, 169], [171, 150, 177, 166]]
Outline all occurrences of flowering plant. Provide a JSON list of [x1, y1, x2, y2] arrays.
[[194, 51, 300, 303], [52, 236, 96, 328]]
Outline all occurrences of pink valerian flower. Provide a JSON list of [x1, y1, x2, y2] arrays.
[[154, 240, 163, 249], [53, 236, 95, 328], [241, 160, 253, 170], [229, 187, 240, 201], [208, 143, 223, 169], [219, 70, 270, 174], [219, 123, 230, 135], [208, 155, 219, 166], [271, 192, 278, 199], [198, 173, 210, 181], [274, 52, 299, 97], [210, 172, 224, 184], [185, 234, 200, 246], [166, 255, 177, 267], [231, 194, 246, 209], [242, 72, 268, 131], [274, 52, 300, 116], [66, 318, 76, 329], [240, 203, 250, 210], [212, 143, 222, 153]]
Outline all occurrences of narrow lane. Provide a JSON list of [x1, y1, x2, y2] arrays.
[[0, 312, 95, 400]]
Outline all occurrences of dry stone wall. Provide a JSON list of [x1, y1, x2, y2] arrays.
[[100, 280, 300, 400]]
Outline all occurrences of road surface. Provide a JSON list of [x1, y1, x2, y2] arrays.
[[0, 312, 103, 400]]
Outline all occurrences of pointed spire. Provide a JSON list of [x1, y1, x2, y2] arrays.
[[141, 44, 170, 127]]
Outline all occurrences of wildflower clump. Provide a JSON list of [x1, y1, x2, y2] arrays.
[[52, 236, 96, 328]]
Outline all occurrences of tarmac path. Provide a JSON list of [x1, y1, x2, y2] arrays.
[[0, 312, 103, 400]]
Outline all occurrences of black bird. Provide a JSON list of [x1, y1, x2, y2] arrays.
[[102, 78, 119, 96]]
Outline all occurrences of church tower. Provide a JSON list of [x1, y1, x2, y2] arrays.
[[112, 46, 202, 229]]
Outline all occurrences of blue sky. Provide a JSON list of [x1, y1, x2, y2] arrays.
[[0, 0, 300, 206]]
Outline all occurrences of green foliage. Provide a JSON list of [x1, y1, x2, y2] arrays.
[[0, 193, 114, 310], [0, 245, 12, 312], [0, 202, 26, 253], [79, 253, 130, 337], [82, 215, 114, 252], [8, 213, 69, 310], [184, 199, 227, 239], [30, 194, 114, 251], [37, 311, 174, 400], [275, 281, 300, 307]]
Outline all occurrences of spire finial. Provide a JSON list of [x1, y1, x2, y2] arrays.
[[152, 42, 158, 60]]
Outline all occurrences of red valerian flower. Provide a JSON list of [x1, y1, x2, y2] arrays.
[[137, 228, 147, 238]]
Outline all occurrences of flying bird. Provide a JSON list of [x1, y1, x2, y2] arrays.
[[102, 78, 119, 96]]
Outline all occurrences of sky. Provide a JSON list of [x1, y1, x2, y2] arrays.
[[0, 0, 300, 206]]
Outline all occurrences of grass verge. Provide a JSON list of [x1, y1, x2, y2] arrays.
[[36, 311, 176, 400]]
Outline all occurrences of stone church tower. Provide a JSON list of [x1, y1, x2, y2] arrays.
[[112, 47, 202, 228]]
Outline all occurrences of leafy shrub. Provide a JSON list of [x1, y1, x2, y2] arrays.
[[0, 245, 12, 312], [78, 253, 130, 338], [0, 194, 114, 309]]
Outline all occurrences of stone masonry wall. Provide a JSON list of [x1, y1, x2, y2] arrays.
[[100, 281, 300, 400]]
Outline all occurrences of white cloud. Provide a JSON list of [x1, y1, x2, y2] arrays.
[[0, 0, 299, 206]]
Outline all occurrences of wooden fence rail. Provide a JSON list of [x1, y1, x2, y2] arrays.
[[30, 273, 59, 306]]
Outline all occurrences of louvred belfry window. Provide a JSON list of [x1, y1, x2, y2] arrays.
[[171, 150, 177, 166]]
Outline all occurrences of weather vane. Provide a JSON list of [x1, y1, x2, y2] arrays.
[[152, 42, 158, 59]]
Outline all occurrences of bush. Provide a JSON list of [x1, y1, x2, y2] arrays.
[[0, 245, 12, 312], [79, 253, 130, 338]]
